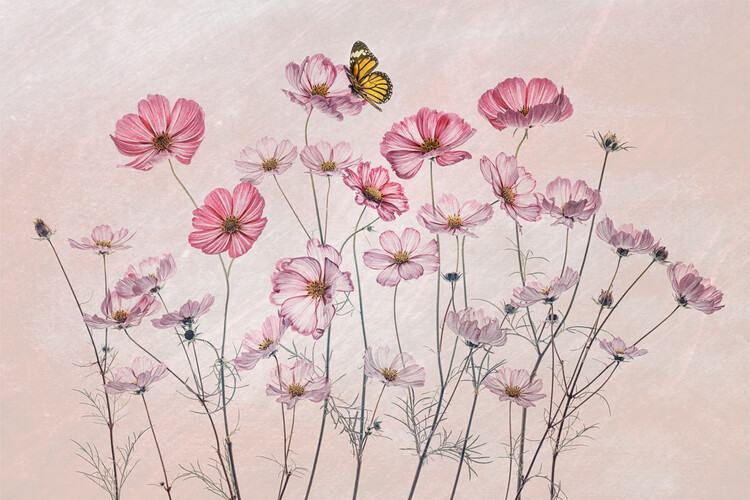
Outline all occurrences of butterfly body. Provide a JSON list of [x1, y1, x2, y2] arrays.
[[345, 41, 393, 112]]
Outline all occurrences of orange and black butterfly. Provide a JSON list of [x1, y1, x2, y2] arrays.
[[344, 41, 393, 112]]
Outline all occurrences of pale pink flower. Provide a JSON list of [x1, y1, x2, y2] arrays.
[[282, 54, 365, 120], [151, 293, 215, 330], [445, 307, 508, 348], [300, 140, 361, 177], [667, 262, 724, 314], [235, 137, 297, 185], [417, 193, 493, 238], [68, 224, 134, 255], [598, 337, 647, 362], [342, 162, 409, 221], [266, 359, 331, 409], [189, 183, 267, 259], [364, 346, 425, 388], [363, 228, 439, 287], [484, 367, 546, 408], [380, 107, 476, 179], [477, 77, 573, 132], [270, 239, 354, 339], [105, 357, 168, 395], [512, 267, 580, 308], [234, 313, 287, 371], [540, 177, 602, 228], [84, 290, 160, 330], [110, 94, 205, 171], [115, 254, 176, 298], [480, 153, 541, 229], [596, 217, 658, 257]]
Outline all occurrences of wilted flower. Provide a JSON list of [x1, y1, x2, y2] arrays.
[[68, 225, 134, 255], [266, 359, 331, 409], [480, 153, 541, 230], [599, 337, 647, 362], [84, 291, 160, 330], [235, 137, 297, 185], [115, 254, 177, 298], [33, 218, 52, 239], [151, 293, 215, 330], [540, 177, 601, 228], [445, 307, 508, 348], [363, 228, 439, 287], [342, 162, 409, 221], [417, 193, 493, 238], [235, 313, 287, 371], [364, 346, 425, 388], [596, 217, 658, 257], [667, 262, 724, 314], [511, 267, 580, 307], [300, 140, 361, 177], [105, 357, 168, 395], [592, 131, 632, 153], [484, 367, 546, 408]]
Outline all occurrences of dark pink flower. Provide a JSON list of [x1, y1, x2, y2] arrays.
[[151, 293, 215, 330], [342, 162, 409, 221], [235, 137, 297, 185], [68, 224, 134, 255], [235, 313, 287, 371], [598, 337, 647, 362], [111, 94, 205, 171], [477, 77, 573, 132], [105, 357, 168, 395], [417, 193, 493, 238], [266, 359, 331, 409], [667, 262, 724, 314], [84, 291, 160, 330], [363, 228, 439, 287], [380, 107, 476, 179], [189, 183, 267, 259], [282, 54, 365, 121], [300, 140, 361, 177], [270, 239, 354, 339], [512, 267, 580, 307], [596, 217, 658, 257], [364, 347, 425, 388], [115, 254, 176, 298], [484, 367, 545, 408], [480, 153, 541, 229], [540, 177, 602, 228], [445, 307, 508, 348]]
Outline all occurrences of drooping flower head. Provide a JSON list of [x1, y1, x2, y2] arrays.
[[110, 94, 205, 171], [512, 267, 580, 308], [189, 183, 267, 259], [480, 153, 541, 229], [596, 217, 658, 257], [363, 228, 439, 287], [115, 254, 176, 298], [598, 337, 647, 363], [84, 290, 160, 330], [343, 162, 409, 221], [235, 137, 297, 185], [301, 140, 361, 177], [667, 262, 724, 315], [445, 307, 508, 348], [364, 346, 425, 388], [68, 225, 134, 255], [484, 367, 546, 408], [270, 239, 354, 339], [266, 359, 331, 409], [282, 54, 365, 120], [151, 293, 215, 331], [380, 107, 476, 179], [540, 177, 602, 228], [417, 193, 493, 238], [234, 313, 287, 371], [105, 357, 168, 395], [477, 77, 573, 132]]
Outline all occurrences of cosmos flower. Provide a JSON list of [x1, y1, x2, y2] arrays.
[[115, 254, 177, 298], [84, 290, 160, 330], [667, 262, 724, 314], [596, 217, 658, 257], [445, 307, 508, 348], [342, 162, 409, 221], [235, 137, 297, 185], [417, 193, 493, 238], [151, 293, 215, 330], [105, 357, 168, 395], [511, 268, 580, 307], [540, 177, 601, 228], [484, 367, 546, 408], [300, 140, 361, 177], [266, 359, 331, 409], [598, 337, 647, 362], [234, 313, 287, 371], [362, 228, 439, 287], [364, 346, 425, 388], [480, 153, 541, 229], [68, 225, 134, 255]]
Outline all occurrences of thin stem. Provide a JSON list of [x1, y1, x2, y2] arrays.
[[461, 236, 468, 308], [338, 217, 379, 254], [304, 326, 332, 500], [309, 174, 324, 243], [157, 292, 202, 394], [633, 306, 680, 346], [393, 284, 403, 354], [353, 385, 386, 500], [450, 390, 479, 499], [324, 175, 331, 242], [514, 129, 529, 158], [169, 158, 199, 209], [274, 174, 311, 239], [141, 394, 172, 500], [102, 254, 109, 371], [504, 402, 513, 500], [278, 408, 296, 500], [560, 228, 569, 277], [274, 355, 290, 500]]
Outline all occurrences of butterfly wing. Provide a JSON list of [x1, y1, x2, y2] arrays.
[[347, 41, 393, 112], [357, 71, 393, 110]]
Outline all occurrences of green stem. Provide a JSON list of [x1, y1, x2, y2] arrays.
[[169, 158, 199, 209], [141, 394, 173, 500], [274, 174, 311, 239], [461, 236, 468, 309], [304, 325, 332, 500], [324, 175, 331, 242], [514, 129, 529, 158], [352, 207, 369, 471], [393, 284, 403, 354]]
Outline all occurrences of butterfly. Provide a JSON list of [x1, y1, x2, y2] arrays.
[[344, 41, 393, 112]]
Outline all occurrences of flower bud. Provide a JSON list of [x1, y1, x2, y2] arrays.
[[592, 131, 631, 153], [34, 218, 51, 239], [597, 289, 614, 308], [504, 303, 518, 315], [441, 272, 462, 283], [652, 245, 669, 263]]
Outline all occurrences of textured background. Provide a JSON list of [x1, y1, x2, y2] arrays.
[[2, 1, 749, 499]]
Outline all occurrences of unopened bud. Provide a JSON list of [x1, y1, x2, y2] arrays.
[[597, 289, 614, 308], [34, 218, 51, 239], [652, 246, 669, 263]]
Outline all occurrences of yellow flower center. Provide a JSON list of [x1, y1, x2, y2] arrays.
[[261, 158, 279, 172], [381, 368, 399, 382], [501, 186, 515, 205], [287, 383, 307, 397], [393, 251, 410, 264], [420, 138, 441, 154], [152, 133, 172, 151], [306, 280, 326, 299], [615, 349, 625, 355], [560, 202, 567, 215], [221, 216, 242, 234], [519, 106, 530, 116], [364, 187, 383, 202], [94, 240, 113, 248], [310, 84, 330, 97], [540, 287, 551, 296], [258, 338, 274, 351], [320, 161, 337, 172], [447, 215, 463, 229], [112, 309, 130, 323], [504, 386, 522, 398]]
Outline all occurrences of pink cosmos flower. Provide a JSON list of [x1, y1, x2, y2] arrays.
[[477, 77, 573, 132], [105, 357, 168, 395], [270, 239, 354, 339], [234, 313, 287, 371], [235, 137, 297, 185], [596, 217, 658, 257], [667, 262, 724, 314], [266, 359, 331, 409], [189, 183, 267, 259], [417, 193, 493, 238], [68, 225, 134, 255], [115, 254, 177, 298], [151, 293, 215, 330], [364, 346, 425, 388], [484, 367, 546, 408], [480, 153, 541, 229], [342, 162, 409, 221], [380, 107, 476, 179], [598, 337, 647, 362], [362, 228, 439, 287], [84, 290, 160, 330], [512, 267, 580, 308], [300, 140, 361, 177], [111, 94, 205, 171], [445, 307, 508, 348], [540, 177, 602, 228], [282, 54, 365, 121]]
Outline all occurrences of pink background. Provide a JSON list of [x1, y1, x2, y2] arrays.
[[2, 1, 749, 499]]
